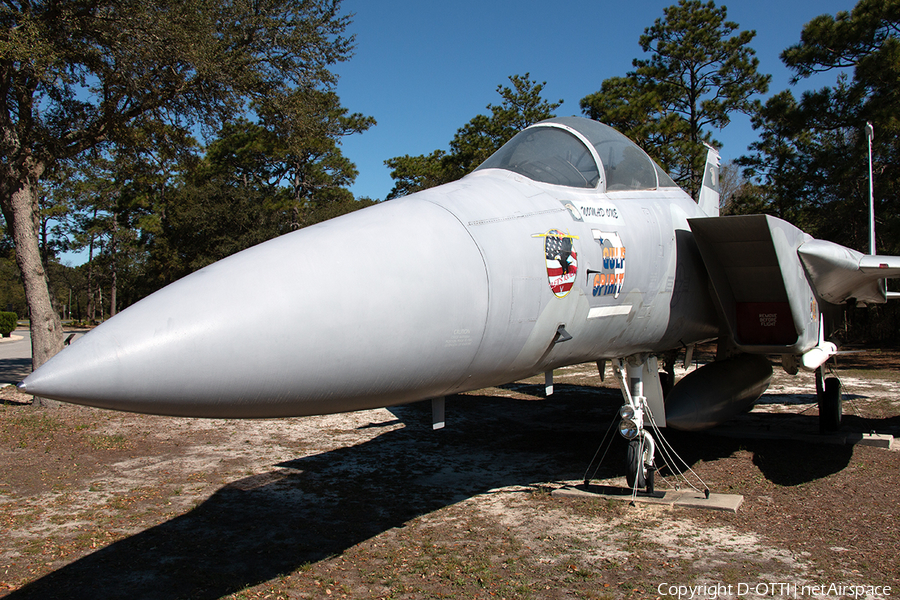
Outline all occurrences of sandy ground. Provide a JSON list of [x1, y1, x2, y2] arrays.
[[0, 353, 898, 599]]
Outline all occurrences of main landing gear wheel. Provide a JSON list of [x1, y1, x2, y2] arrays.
[[626, 439, 654, 493], [819, 376, 842, 433]]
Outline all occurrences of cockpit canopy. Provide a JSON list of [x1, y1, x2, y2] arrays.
[[475, 117, 678, 191]]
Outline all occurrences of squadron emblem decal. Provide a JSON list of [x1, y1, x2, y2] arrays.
[[590, 231, 626, 299], [533, 229, 579, 298]]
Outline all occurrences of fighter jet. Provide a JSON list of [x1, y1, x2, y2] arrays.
[[19, 117, 900, 491]]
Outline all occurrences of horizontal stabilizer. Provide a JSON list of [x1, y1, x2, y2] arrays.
[[859, 254, 900, 273], [798, 240, 900, 305]]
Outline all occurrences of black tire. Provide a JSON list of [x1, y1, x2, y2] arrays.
[[625, 439, 647, 489], [819, 377, 842, 433]]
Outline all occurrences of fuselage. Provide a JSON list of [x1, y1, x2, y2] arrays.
[[19, 117, 721, 418], [414, 168, 719, 389]]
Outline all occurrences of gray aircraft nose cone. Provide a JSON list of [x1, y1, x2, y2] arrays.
[[21, 197, 489, 417]]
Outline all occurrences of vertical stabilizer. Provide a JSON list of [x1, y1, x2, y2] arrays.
[[697, 143, 720, 217]]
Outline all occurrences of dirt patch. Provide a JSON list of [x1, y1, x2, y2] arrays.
[[0, 351, 898, 599]]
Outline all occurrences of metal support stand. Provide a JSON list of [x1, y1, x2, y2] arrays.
[[431, 397, 445, 430]]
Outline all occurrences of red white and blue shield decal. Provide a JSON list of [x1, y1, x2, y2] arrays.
[[535, 229, 578, 298]]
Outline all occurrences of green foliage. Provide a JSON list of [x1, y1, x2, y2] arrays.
[[581, 0, 770, 197], [258, 88, 375, 224], [0, 1, 377, 322], [1, 0, 357, 166], [781, 0, 900, 88], [733, 91, 814, 223], [0, 0, 363, 357], [385, 74, 562, 198], [138, 115, 376, 287], [0, 311, 17, 337], [144, 130, 291, 283], [447, 74, 563, 169], [383, 151, 450, 200], [740, 0, 900, 255], [0, 252, 26, 317]]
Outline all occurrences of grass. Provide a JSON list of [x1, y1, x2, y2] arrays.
[[86, 433, 129, 450], [8, 413, 63, 437]]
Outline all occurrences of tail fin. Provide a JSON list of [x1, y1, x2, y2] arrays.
[[697, 143, 720, 217]]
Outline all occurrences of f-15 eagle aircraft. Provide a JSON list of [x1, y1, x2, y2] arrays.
[[19, 116, 900, 491]]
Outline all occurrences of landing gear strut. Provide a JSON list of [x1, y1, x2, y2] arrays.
[[613, 357, 663, 493]]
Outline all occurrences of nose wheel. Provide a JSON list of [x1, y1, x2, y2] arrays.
[[626, 437, 655, 494]]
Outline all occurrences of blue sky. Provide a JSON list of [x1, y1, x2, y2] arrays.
[[333, 0, 856, 201]]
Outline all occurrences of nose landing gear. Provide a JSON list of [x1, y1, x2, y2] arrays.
[[612, 356, 663, 495], [584, 355, 709, 501]]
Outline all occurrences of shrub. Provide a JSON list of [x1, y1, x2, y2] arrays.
[[0, 312, 18, 337]]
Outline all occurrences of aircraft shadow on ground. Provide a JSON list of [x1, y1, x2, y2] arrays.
[[7, 384, 875, 600], [0, 357, 31, 385], [661, 427, 857, 487], [755, 391, 866, 405]]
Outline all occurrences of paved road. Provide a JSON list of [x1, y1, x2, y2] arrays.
[[0, 329, 32, 384], [0, 328, 87, 385]]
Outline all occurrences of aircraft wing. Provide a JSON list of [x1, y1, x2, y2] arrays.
[[688, 214, 900, 357], [797, 239, 900, 305]]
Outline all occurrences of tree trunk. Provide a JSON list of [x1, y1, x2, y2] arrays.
[[87, 208, 97, 323], [0, 169, 65, 405]]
